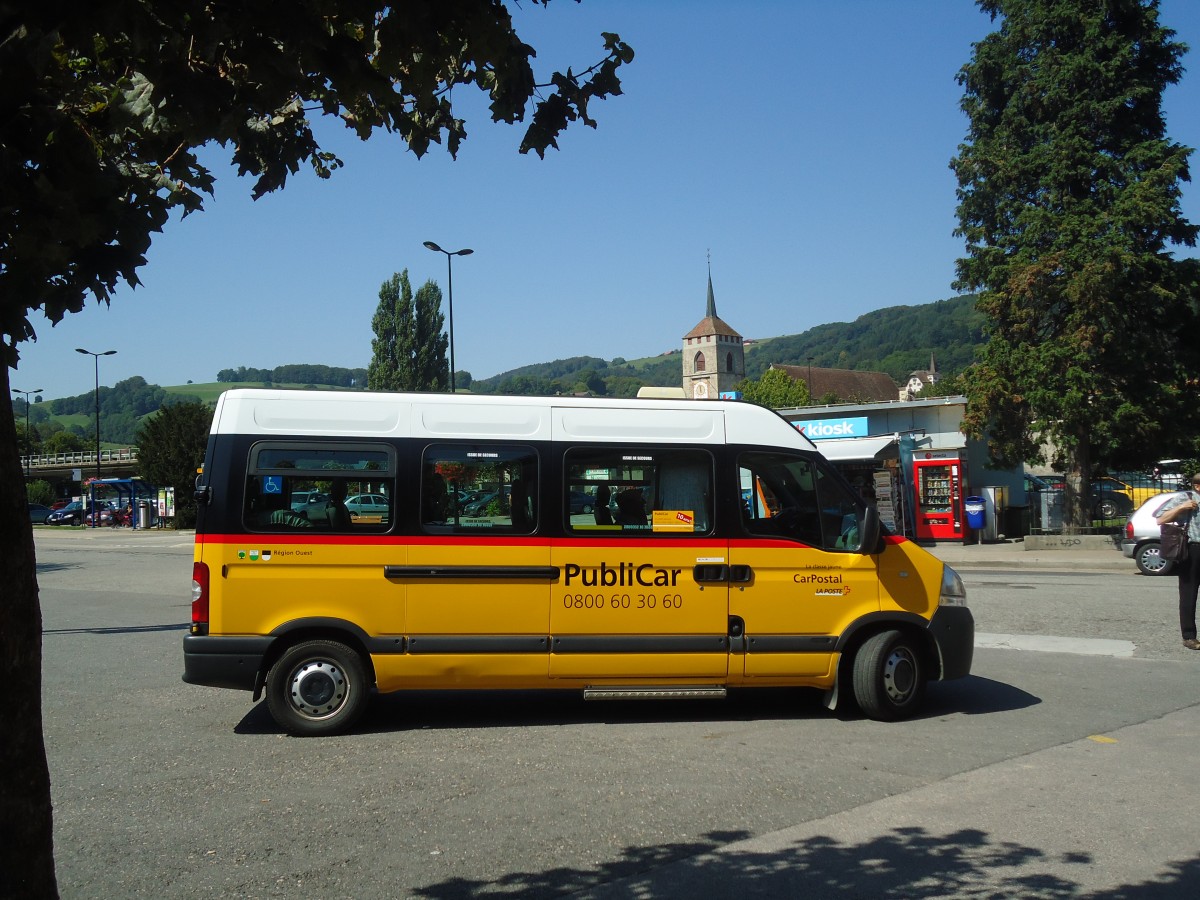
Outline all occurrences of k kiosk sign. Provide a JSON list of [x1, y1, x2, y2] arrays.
[[790, 417, 869, 441]]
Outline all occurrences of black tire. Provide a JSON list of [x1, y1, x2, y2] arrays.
[[582, 503, 593, 514], [1136, 541, 1174, 576], [266, 639, 369, 736], [852, 630, 926, 721], [70, 514, 81, 526], [1095, 498, 1119, 520]]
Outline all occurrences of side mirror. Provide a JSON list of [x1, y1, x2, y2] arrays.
[[194, 473, 211, 506], [857, 505, 881, 554]]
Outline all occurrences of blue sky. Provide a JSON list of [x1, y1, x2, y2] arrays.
[[13, 0, 1200, 402]]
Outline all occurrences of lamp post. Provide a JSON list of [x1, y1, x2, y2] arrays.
[[76, 348, 116, 525], [807, 357, 815, 400], [12, 387, 43, 477], [423, 241, 473, 393]]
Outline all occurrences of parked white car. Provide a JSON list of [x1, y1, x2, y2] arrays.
[[1122, 491, 1185, 575], [345, 494, 390, 517]]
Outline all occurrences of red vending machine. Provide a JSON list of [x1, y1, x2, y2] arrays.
[[913, 457, 963, 541]]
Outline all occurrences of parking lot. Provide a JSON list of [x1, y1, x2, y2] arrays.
[[36, 527, 1200, 898]]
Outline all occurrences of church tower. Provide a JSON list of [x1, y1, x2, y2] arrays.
[[682, 264, 745, 400]]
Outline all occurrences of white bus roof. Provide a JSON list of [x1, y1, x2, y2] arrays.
[[209, 389, 819, 451]]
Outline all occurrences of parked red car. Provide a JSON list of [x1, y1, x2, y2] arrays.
[[84, 501, 123, 526]]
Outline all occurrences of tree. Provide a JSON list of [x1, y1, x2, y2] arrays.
[[14, 420, 38, 458], [951, 0, 1198, 531], [25, 479, 53, 506], [41, 431, 85, 454], [413, 280, 450, 391], [367, 271, 449, 392], [0, 4, 632, 894], [737, 367, 812, 409], [136, 402, 213, 529]]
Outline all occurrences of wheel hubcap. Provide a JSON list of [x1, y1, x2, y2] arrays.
[[882, 647, 916, 702], [288, 660, 348, 719]]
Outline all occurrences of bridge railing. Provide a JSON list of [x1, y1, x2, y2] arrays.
[[19, 447, 139, 470]]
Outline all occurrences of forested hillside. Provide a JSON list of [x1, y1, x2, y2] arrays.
[[30, 376, 203, 445], [745, 294, 984, 380], [471, 293, 984, 395]]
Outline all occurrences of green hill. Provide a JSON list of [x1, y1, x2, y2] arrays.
[[16, 295, 986, 441], [18, 380, 351, 449], [744, 294, 984, 380], [471, 294, 983, 395]]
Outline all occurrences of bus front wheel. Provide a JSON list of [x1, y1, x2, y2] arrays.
[[266, 639, 368, 736], [852, 630, 926, 721]]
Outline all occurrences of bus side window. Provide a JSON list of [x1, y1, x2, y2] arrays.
[[739, 453, 864, 552], [814, 463, 865, 551], [564, 448, 714, 535], [422, 445, 538, 535], [242, 443, 397, 534]]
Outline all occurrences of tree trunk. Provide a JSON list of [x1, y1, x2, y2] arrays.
[[0, 365, 59, 897], [1062, 437, 1092, 536]]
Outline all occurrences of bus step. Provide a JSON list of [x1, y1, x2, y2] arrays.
[[583, 685, 727, 701]]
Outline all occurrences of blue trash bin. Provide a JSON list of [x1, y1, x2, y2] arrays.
[[964, 496, 986, 531]]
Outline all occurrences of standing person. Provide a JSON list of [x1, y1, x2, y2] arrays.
[[326, 479, 352, 530], [1155, 474, 1200, 650], [594, 485, 613, 525]]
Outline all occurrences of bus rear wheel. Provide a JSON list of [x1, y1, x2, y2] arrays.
[[266, 639, 368, 736], [852, 630, 926, 721]]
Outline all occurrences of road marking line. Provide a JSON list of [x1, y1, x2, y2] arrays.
[[975, 632, 1136, 658]]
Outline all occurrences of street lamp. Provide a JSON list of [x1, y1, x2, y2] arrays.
[[807, 357, 815, 400], [76, 347, 116, 525], [423, 241, 473, 393], [12, 387, 43, 478]]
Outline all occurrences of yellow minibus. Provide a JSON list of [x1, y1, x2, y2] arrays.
[[184, 390, 973, 735]]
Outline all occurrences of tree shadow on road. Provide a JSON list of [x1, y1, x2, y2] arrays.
[[42, 622, 189, 636], [409, 826, 1200, 899]]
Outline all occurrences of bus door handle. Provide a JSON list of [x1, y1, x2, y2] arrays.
[[693, 564, 728, 583], [728, 565, 753, 584], [692, 565, 753, 585]]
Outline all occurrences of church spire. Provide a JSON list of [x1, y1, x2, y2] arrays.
[[706, 266, 718, 319], [684, 251, 740, 341]]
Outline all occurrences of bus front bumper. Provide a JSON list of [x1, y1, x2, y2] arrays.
[[928, 604, 974, 680]]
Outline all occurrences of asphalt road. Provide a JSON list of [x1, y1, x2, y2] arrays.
[[34, 528, 1200, 898]]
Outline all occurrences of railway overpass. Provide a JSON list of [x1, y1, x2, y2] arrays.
[[20, 448, 142, 482]]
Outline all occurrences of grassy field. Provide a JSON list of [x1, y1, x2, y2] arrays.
[[52, 413, 91, 430]]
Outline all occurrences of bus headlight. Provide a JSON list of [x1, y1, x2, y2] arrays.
[[939, 565, 968, 607]]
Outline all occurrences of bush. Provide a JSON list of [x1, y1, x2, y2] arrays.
[[25, 480, 54, 506]]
